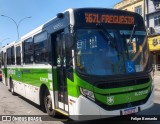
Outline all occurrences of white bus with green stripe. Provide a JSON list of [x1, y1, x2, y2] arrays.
[[1, 8, 154, 120]]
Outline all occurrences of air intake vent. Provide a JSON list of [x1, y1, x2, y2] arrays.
[[96, 78, 150, 89]]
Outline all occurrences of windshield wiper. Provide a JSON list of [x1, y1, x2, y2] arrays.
[[128, 24, 136, 44], [96, 24, 117, 49]]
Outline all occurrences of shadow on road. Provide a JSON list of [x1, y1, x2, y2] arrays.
[[12, 94, 69, 121], [15, 94, 43, 112], [63, 103, 160, 124], [137, 103, 160, 115]]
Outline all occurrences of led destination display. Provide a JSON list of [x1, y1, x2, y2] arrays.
[[85, 13, 135, 24]]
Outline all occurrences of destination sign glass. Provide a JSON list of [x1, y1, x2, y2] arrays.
[[74, 9, 143, 27], [85, 13, 134, 24]]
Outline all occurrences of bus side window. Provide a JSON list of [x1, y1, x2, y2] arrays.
[[34, 31, 51, 63], [24, 38, 33, 64], [7, 48, 11, 65], [16, 46, 21, 65], [11, 46, 15, 65]]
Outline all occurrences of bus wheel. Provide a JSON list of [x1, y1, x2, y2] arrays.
[[44, 90, 56, 116], [10, 79, 15, 95]]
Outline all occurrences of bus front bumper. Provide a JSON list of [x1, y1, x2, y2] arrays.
[[69, 85, 154, 120]]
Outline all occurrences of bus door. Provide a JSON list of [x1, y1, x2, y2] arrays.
[[52, 32, 69, 112]]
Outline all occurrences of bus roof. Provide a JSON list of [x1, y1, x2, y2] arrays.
[[21, 8, 140, 41], [2, 8, 142, 50], [21, 8, 74, 41]]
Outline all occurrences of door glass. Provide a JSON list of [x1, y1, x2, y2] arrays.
[[55, 33, 68, 111]]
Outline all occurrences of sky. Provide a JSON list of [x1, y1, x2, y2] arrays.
[[0, 0, 121, 47]]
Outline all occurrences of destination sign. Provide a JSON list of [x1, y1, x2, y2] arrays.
[[85, 13, 134, 24]]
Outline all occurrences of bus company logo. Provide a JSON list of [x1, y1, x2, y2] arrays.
[[53, 23, 63, 30], [8, 70, 16, 75], [107, 96, 114, 105], [40, 77, 48, 83]]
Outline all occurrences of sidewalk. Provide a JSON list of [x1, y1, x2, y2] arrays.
[[153, 71, 160, 91], [154, 71, 160, 76]]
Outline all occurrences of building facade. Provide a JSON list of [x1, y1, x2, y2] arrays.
[[114, 0, 160, 71], [146, 0, 160, 71], [114, 0, 145, 18], [146, 0, 160, 33]]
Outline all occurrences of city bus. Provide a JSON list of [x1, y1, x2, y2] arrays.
[[1, 8, 154, 120]]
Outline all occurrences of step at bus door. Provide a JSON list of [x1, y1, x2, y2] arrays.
[[55, 33, 68, 112]]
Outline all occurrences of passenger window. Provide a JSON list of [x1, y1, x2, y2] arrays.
[[7, 48, 11, 65], [11, 46, 15, 65], [24, 38, 33, 64], [16, 46, 21, 65], [34, 32, 51, 63]]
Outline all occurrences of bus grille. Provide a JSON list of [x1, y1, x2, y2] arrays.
[[96, 78, 150, 89]]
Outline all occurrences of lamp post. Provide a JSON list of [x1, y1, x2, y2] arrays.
[[1, 15, 31, 40], [0, 37, 10, 45], [0, 37, 10, 51]]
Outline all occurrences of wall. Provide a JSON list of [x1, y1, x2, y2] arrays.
[[114, 0, 144, 17], [147, 0, 160, 34]]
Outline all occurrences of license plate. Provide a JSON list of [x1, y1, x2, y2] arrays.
[[122, 107, 138, 115]]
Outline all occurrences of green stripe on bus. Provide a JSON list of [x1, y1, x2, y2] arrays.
[[6, 68, 52, 90]]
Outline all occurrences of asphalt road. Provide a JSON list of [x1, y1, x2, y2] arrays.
[[0, 82, 64, 124], [0, 73, 160, 124]]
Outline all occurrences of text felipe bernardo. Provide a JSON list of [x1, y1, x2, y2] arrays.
[[131, 117, 158, 121]]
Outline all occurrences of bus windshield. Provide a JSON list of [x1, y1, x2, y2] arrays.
[[76, 28, 149, 76]]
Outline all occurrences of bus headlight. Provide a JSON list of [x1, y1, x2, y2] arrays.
[[80, 87, 95, 101]]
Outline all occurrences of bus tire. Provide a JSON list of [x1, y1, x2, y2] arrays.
[[44, 90, 56, 116], [10, 78, 15, 95]]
